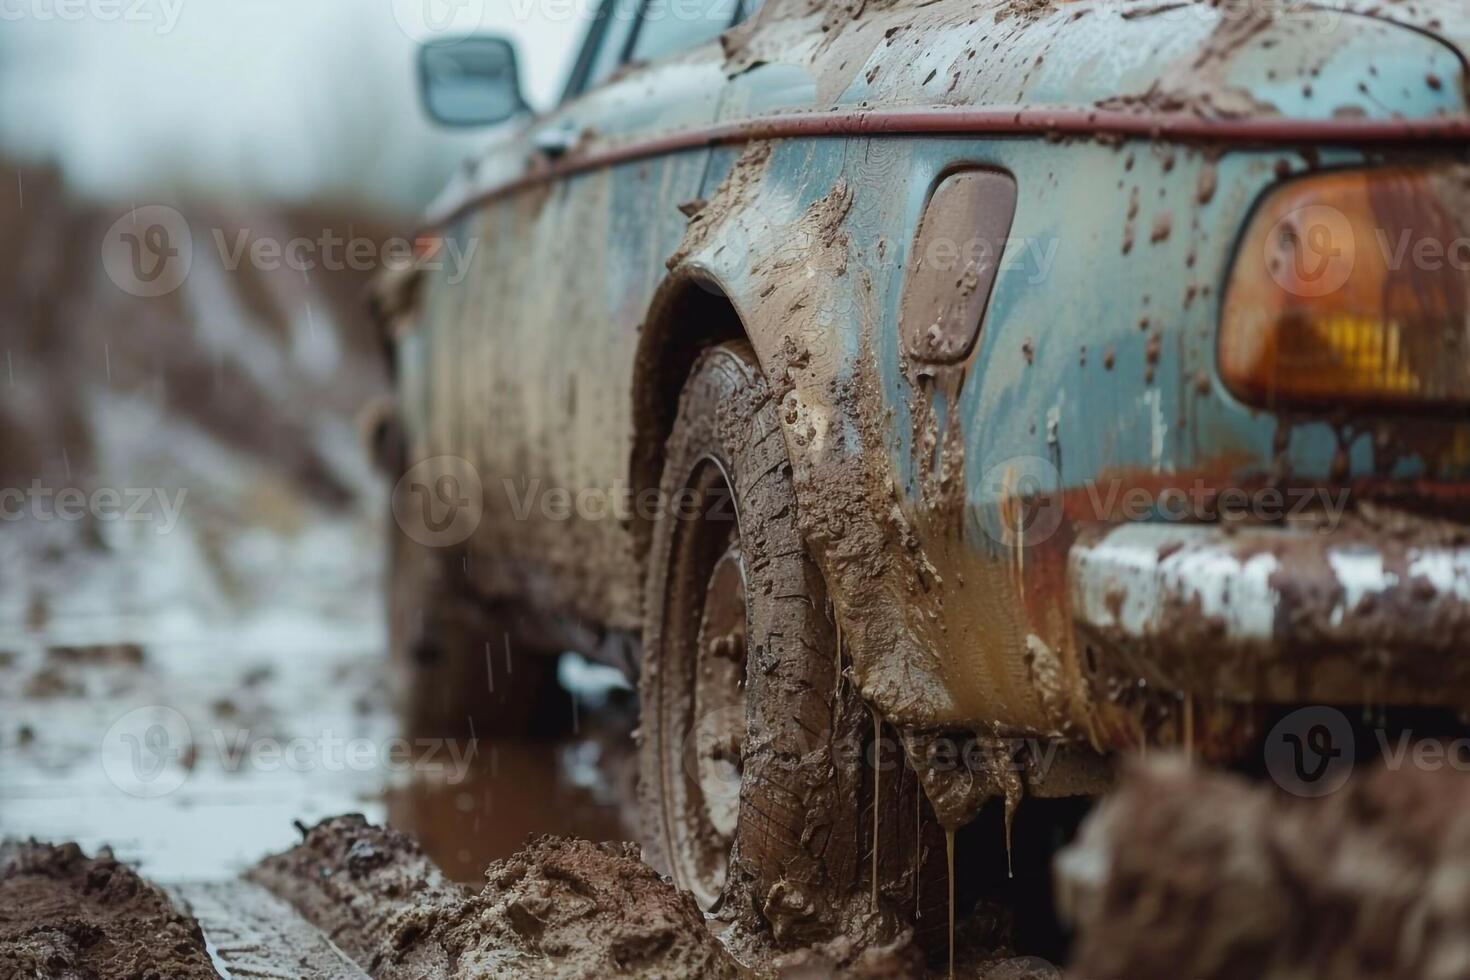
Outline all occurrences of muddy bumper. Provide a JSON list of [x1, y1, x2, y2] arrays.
[[1068, 522, 1470, 703]]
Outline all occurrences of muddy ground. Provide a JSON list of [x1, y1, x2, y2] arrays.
[[10, 759, 1470, 979], [0, 841, 218, 979]]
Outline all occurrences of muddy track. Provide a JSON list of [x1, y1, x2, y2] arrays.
[[0, 841, 218, 980], [14, 757, 1470, 980], [247, 815, 742, 979], [168, 882, 370, 980]]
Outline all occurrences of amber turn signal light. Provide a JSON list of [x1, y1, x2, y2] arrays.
[[1220, 166, 1470, 409]]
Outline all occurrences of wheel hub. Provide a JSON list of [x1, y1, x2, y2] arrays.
[[692, 543, 747, 843]]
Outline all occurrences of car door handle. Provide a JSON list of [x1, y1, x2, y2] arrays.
[[533, 126, 579, 160]]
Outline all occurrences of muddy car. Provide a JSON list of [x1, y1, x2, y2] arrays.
[[372, 0, 1470, 951]]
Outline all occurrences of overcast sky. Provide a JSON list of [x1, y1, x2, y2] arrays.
[[0, 0, 587, 214]]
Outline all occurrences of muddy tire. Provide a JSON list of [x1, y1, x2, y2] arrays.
[[388, 526, 560, 739], [639, 342, 946, 947]]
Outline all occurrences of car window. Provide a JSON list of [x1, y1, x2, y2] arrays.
[[628, 0, 737, 64], [586, 0, 643, 88], [561, 0, 641, 102]]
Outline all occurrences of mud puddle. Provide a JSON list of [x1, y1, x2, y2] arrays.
[[384, 726, 637, 884], [0, 509, 634, 884], [0, 617, 635, 886]]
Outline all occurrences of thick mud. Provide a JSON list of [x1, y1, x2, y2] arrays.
[[249, 815, 742, 979], [0, 816, 1062, 979], [1061, 755, 1470, 980], [22, 755, 1470, 980], [0, 841, 218, 979]]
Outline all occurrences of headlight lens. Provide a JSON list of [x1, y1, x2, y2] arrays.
[[1220, 166, 1470, 408]]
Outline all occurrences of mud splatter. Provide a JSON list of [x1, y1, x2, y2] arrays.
[[667, 142, 774, 272], [1096, 8, 1283, 119]]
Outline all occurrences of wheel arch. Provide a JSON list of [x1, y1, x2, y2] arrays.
[[629, 271, 749, 563]]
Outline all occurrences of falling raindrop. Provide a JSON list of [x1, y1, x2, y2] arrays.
[[834, 612, 843, 704], [946, 826, 956, 980], [871, 704, 881, 912], [914, 768, 921, 914]]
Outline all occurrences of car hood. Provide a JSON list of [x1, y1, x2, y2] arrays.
[[721, 0, 1469, 124]]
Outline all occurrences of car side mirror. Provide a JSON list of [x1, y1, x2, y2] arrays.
[[418, 36, 528, 127]]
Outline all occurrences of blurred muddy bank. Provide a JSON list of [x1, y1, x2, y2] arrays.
[[0, 160, 636, 882]]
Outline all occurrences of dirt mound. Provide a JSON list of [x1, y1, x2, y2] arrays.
[[458, 835, 742, 978], [250, 815, 741, 979], [246, 815, 470, 977], [1058, 755, 1470, 980], [0, 841, 218, 979]]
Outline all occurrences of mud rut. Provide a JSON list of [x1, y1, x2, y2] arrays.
[[9, 757, 1470, 979]]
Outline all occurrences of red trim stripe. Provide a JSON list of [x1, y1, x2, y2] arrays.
[[429, 105, 1470, 227]]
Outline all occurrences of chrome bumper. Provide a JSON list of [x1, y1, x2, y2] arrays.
[[1068, 522, 1470, 703]]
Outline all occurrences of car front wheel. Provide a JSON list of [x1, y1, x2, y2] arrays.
[[638, 341, 945, 946]]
